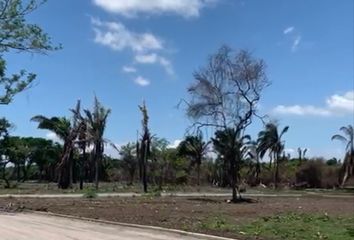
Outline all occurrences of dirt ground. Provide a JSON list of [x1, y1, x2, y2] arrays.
[[1, 195, 354, 239]]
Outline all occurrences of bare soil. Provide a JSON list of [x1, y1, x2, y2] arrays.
[[1, 195, 353, 239]]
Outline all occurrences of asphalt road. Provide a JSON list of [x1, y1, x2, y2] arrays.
[[0, 212, 225, 240]]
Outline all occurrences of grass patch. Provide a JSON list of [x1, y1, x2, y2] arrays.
[[200, 215, 236, 232], [83, 188, 97, 199], [201, 213, 354, 240]]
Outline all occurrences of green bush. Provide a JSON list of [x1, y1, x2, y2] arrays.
[[83, 188, 97, 198]]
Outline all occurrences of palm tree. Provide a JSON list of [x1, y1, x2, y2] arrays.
[[84, 97, 111, 190], [31, 115, 74, 188], [257, 123, 289, 189], [71, 101, 88, 190], [297, 147, 308, 164], [332, 125, 354, 186], [178, 133, 209, 186], [245, 141, 261, 185], [212, 128, 250, 201], [31, 116, 71, 141]]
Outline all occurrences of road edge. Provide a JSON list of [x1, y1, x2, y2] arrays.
[[27, 210, 237, 240]]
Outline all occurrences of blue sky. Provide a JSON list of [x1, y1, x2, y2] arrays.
[[1, 0, 353, 159]]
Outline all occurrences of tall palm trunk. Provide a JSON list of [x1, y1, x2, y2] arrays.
[[197, 163, 200, 186], [79, 146, 86, 190], [94, 141, 102, 190], [230, 154, 241, 202], [142, 140, 148, 193], [274, 152, 280, 189]]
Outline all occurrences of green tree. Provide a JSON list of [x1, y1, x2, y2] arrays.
[[257, 122, 289, 189], [332, 124, 354, 186], [112, 142, 137, 185], [29, 137, 61, 182], [212, 128, 250, 198], [0, 0, 59, 104], [245, 140, 261, 185], [151, 137, 170, 189], [0, 118, 12, 187], [178, 134, 209, 185], [31, 115, 75, 189], [84, 97, 111, 190]]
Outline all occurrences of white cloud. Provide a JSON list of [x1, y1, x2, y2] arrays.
[[291, 36, 301, 52], [122, 66, 137, 73], [272, 91, 354, 117], [92, 17, 174, 77], [326, 91, 354, 112], [45, 132, 62, 143], [135, 53, 158, 63], [159, 56, 174, 75], [104, 142, 122, 158], [134, 76, 150, 86], [273, 105, 331, 116], [91, 17, 163, 53], [92, 0, 217, 18], [282, 26, 302, 52], [283, 26, 294, 35], [168, 139, 182, 148], [135, 53, 175, 75]]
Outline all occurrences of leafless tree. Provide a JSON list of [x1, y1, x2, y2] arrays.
[[184, 45, 269, 202]]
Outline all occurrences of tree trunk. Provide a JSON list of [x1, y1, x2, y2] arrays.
[[142, 142, 148, 193], [2, 163, 10, 188], [95, 156, 99, 190], [16, 163, 20, 182], [197, 164, 200, 186], [69, 156, 73, 188], [79, 147, 86, 190], [230, 155, 241, 202], [274, 153, 280, 189]]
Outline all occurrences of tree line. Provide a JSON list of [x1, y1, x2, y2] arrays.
[[0, 0, 353, 203]]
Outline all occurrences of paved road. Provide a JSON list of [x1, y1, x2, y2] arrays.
[[0, 212, 227, 240]]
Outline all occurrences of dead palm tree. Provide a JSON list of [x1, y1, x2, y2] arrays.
[[84, 97, 111, 190], [257, 123, 289, 189], [332, 125, 354, 186], [138, 101, 151, 193]]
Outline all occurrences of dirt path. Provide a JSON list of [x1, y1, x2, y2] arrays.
[[0, 212, 229, 240], [0, 191, 352, 198]]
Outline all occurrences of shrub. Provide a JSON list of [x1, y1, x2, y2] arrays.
[[296, 159, 339, 188], [83, 188, 97, 198]]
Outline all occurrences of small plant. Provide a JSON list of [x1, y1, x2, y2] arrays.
[[83, 188, 97, 199]]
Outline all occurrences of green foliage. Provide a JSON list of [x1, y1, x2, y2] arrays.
[[239, 213, 354, 240], [200, 216, 235, 232], [83, 187, 97, 198], [200, 213, 354, 240], [0, 0, 60, 104], [0, 117, 12, 138], [327, 158, 339, 166]]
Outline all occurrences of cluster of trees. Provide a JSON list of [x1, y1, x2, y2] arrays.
[[0, 0, 353, 203]]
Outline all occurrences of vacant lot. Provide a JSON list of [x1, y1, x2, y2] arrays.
[[1, 195, 354, 239]]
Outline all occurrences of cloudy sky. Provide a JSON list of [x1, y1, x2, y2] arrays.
[[1, 0, 353, 159]]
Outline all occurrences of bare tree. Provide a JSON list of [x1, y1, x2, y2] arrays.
[[138, 101, 151, 193], [184, 45, 269, 202]]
